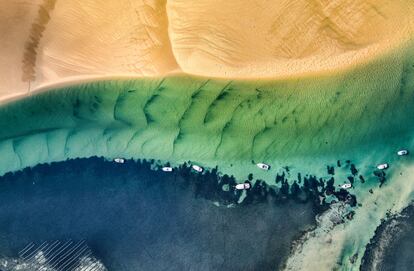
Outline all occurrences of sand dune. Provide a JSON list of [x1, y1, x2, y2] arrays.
[[37, 0, 178, 80], [0, 0, 178, 101], [1, 0, 413, 102], [168, 0, 414, 77]]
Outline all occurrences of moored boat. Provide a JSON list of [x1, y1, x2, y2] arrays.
[[256, 163, 270, 170], [192, 165, 203, 172], [114, 158, 125, 163]]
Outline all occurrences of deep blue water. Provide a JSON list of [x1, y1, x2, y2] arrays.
[[0, 158, 316, 271], [362, 203, 414, 271]]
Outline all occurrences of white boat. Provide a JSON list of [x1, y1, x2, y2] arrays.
[[377, 163, 389, 170], [340, 183, 352, 189], [397, 149, 409, 156], [235, 182, 251, 190], [192, 165, 203, 172], [256, 163, 270, 170], [114, 158, 125, 163], [162, 167, 173, 172]]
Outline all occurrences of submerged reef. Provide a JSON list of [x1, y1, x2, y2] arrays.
[[361, 203, 414, 271], [156, 159, 357, 210]]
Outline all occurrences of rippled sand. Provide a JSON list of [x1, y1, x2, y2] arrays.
[[0, 0, 178, 100], [1, 0, 414, 102], [168, 0, 414, 77]]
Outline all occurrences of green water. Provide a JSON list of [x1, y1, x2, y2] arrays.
[[2, 43, 414, 270], [2, 47, 414, 181]]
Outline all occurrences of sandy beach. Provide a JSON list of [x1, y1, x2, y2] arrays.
[[1, 0, 414, 104]]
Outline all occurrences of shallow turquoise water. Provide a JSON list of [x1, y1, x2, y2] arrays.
[[2, 43, 414, 270], [2, 53, 414, 186]]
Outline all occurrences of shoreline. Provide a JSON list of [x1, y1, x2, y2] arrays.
[[0, 71, 410, 188], [0, 37, 411, 107]]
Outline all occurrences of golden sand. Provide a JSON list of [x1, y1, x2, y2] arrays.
[[0, 0, 178, 101], [1, 0, 414, 102], [168, 0, 414, 77]]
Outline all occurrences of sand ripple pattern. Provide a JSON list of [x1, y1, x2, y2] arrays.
[[167, 0, 413, 77], [1, 0, 413, 99]]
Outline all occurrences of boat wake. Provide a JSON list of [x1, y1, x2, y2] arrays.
[[0, 240, 106, 271]]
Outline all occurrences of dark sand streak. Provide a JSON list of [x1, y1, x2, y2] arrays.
[[22, 0, 57, 82]]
